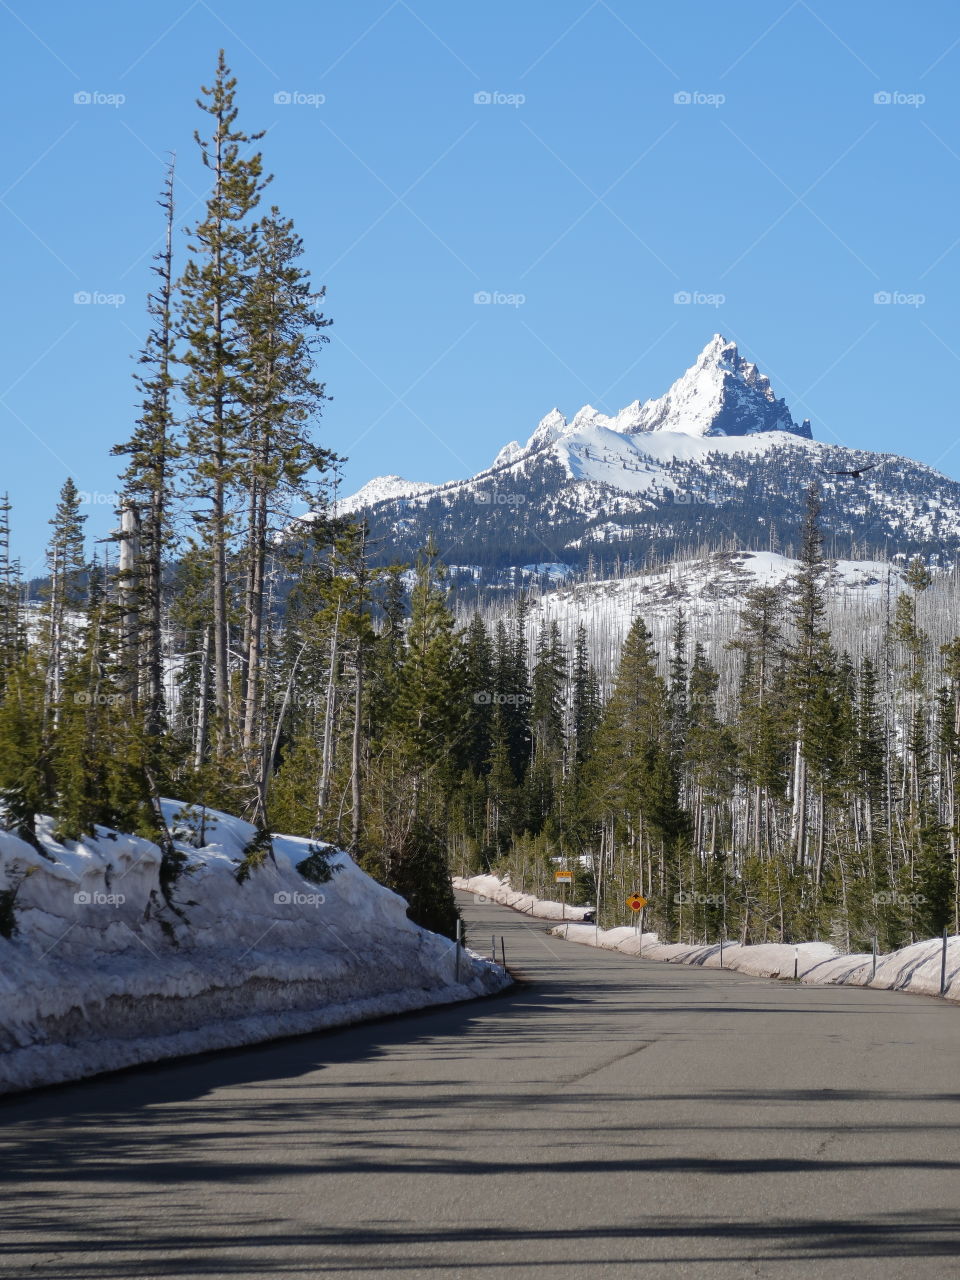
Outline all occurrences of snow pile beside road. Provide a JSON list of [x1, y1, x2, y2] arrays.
[[452, 874, 594, 922], [0, 803, 508, 1095], [803, 935, 960, 999], [456, 874, 960, 1001], [557, 923, 838, 979]]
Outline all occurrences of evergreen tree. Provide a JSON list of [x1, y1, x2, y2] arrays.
[[177, 50, 268, 755], [40, 479, 87, 733], [527, 619, 566, 830], [235, 205, 335, 770], [0, 653, 49, 847], [787, 483, 832, 869], [0, 495, 23, 694], [570, 623, 601, 768], [589, 617, 687, 936], [460, 612, 495, 776], [112, 157, 178, 740], [360, 541, 463, 937], [668, 610, 689, 754]]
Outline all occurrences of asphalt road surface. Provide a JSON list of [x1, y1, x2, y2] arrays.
[[3, 892, 960, 1279]]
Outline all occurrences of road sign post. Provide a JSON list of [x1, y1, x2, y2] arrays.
[[556, 869, 573, 922], [626, 893, 647, 950]]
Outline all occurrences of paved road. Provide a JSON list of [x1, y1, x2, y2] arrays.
[[3, 893, 960, 1279]]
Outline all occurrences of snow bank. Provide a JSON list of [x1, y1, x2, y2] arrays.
[[0, 803, 508, 1095], [452, 874, 594, 922], [455, 874, 960, 1002]]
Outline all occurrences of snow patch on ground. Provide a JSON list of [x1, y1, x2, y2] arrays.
[[455, 875, 960, 1001], [0, 805, 509, 1095]]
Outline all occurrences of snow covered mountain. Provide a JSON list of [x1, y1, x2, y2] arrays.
[[500, 334, 810, 456], [328, 336, 960, 591], [625, 333, 811, 438], [334, 474, 439, 516]]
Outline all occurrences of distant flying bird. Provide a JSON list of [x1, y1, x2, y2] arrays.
[[819, 463, 879, 480]]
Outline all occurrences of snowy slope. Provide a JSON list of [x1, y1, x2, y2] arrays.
[[335, 474, 439, 516], [625, 333, 811, 438], [524, 549, 903, 661], [0, 803, 507, 1095]]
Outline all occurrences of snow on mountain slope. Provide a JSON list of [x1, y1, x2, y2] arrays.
[[305, 335, 960, 576], [523, 550, 905, 677], [545, 423, 819, 494], [491, 440, 525, 467], [335, 475, 437, 515], [329, 336, 817, 518], [509, 335, 809, 464], [0, 802, 507, 1094], [626, 333, 811, 438], [390, 420, 822, 513]]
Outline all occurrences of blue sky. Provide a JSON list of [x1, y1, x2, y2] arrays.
[[3, 0, 960, 567]]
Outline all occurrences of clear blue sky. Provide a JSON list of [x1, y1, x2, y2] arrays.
[[3, 0, 960, 569]]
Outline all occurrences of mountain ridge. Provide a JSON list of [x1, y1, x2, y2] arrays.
[[338, 333, 814, 513], [328, 336, 960, 594]]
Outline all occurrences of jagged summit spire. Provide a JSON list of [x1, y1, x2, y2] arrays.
[[521, 337, 812, 448], [701, 332, 735, 358], [623, 335, 811, 439]]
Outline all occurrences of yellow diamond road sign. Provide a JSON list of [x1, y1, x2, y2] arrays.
[[627, 894, 647, 912]]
